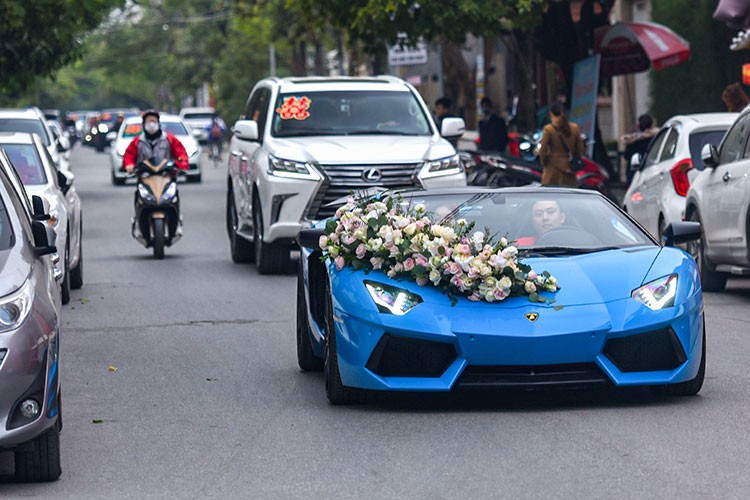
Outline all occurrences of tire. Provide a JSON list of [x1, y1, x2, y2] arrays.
[[69, 219, 83, 290], [14, 427, 62, 482], [60, 239, 70, 305], [253, 200, 290, 274], [657, 216, 665, 246], [111, 168, 125, 186], [297, 259, 323, 371], [226, 190, 254, 263], [324, 286, 363, 404], [665, 323, 706, 396], [152, 218, 165, 259], [189, 172, 202, 183], [688, 212, 727, 292]]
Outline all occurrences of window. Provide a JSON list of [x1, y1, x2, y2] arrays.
[[2, 144, 47, 185], [643, 129, 668, 168], [719, 114, 750, 164], [659, 128, 679, 162]]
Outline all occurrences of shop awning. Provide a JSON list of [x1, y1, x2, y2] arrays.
[[593, 21, 691, 76]]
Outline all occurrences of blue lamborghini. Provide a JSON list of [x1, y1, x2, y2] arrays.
[[296, 187, 706, 404]]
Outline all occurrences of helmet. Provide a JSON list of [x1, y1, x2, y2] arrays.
[[142, 109, 160, 123]]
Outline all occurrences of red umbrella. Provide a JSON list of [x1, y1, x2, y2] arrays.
[[594, 21, 692, 76]]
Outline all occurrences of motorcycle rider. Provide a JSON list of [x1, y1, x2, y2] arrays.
[[123, 110, 189, 173]]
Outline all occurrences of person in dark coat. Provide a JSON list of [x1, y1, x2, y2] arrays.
[[478, 97, 508, 152], [434, 97, 453, 133], [539, 101, 584, 187]]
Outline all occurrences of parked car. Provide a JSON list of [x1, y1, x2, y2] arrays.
[[0, 149, 63, 481], [686, 106, 750, 291], [226, 75, 467, 274], [624, 113, 736, 241], [0, 132, 83, 304], [179, 106, 215, 144], [0, 108, 71, 172], [110, 114, 202, 184], [296, 187, 705, 404]]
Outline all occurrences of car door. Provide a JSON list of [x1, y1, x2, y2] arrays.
[[230, 89, 262, 224], [629, 128, 668, 232], [645, 126, 679, 236], [703, 113, 750, 260], [236, 87, 272, 224]]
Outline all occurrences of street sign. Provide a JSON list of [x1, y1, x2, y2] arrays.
[[388, 42, 428, 66]]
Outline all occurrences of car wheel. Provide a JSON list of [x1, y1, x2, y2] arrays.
[[14, 427, 62, 482], [111, 168, 125, 186], [253, 199, 290, 275], [226, 189, 254, 263], [189, 172, 202, 183], [297, 258, 323, 371], [665, 321, 706, 396], [657, 216, 665, 246], [687, 211, 727, 292], [61, 240, 70, 305], [69, 219, 83, 290], [324, 286, 362, 405]]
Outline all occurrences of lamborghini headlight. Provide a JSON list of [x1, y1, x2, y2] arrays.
[[422, 154, 463, 178], [365, 281, 422, 315], [268, 155, 321, 181], [0, 280, 33, 333], [138, 183, 156, 203], [160, 182, 177, 203], [632, 274, 678, 310]]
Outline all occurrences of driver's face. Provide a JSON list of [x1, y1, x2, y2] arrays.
[[532, 200, 565, 235]]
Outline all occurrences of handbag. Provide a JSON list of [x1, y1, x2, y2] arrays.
[[556, 129, 584, 172]]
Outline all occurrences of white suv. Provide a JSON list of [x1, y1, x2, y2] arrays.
[[226, 76, 467, 274]]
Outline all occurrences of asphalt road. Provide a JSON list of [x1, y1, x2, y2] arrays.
[[2, 146, 750, 499]]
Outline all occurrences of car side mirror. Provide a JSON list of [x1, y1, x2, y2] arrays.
[[701, 143, 719, 169], [57, 170, 74, 194], [31, 195, 51, 222], [630, 153, 643, 172], [233, 120, 259, 141], [297, 228, 324, 249], [32, 220, 57, 257], [663, 221, 701, 247], [56, 140, 68, 153], [440, 117, 466, 138]]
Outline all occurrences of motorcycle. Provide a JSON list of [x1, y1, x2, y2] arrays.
[[130, 159, 182, 259]]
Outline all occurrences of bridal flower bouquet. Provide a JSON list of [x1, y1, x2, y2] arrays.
[[318, 195, 559, 304]]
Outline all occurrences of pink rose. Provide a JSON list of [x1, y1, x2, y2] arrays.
[[334, 256, 345, 271], [446, 261, 462, 275], [403, 258, 415, 271], [356, 243, 367, 259], [370, 257, 384, 269], [493, 288, 507, 300], [468, 291, 481, 301], [319, 235, 329, 250], [416, 277, 428, 286], [528, 270, 538, 280], [415, 254, 429, 268], [456, 243, 471, 255]]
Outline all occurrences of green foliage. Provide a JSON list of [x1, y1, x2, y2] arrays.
[[0, 0, 124, 94], [651, 0, 750, 120]]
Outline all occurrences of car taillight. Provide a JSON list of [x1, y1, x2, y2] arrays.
[[670, 158, 693, 197]]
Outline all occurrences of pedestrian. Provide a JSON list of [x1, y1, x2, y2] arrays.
[[478, 97, 508, 152], [434, 97, 453, 133], [539, 101, 585, 187], [721, 82, 750, 112], [620, 114, 659, 184]]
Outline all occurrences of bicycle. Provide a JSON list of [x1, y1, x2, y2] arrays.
[[208, 139, 222, 168]]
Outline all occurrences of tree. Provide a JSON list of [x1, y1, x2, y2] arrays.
[[0, 0, 124, 94]]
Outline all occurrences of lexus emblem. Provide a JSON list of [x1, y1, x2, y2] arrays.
[[362, 168, 382, 182], [525, 312, 539, 322]]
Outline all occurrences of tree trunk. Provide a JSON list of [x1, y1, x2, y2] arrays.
[[291, 40, 307, 76], [440, 39, 475, 128]]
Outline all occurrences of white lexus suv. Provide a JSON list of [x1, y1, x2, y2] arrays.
[[226, 76, 467, 274]]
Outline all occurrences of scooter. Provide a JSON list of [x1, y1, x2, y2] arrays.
[[131, 159, 182, 259]]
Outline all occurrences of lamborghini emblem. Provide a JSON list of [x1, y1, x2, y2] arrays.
[[525, 312, 539, 322]]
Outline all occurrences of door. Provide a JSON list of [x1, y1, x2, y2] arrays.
[[629, 128, 668, 233], [643, 127, 679, 236], [704, 113, 750, 261]]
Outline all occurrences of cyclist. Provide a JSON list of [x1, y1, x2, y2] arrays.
[[206, 113, 226, 160]]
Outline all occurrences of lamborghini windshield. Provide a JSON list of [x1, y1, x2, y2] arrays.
[[399, 191, 655, 252]]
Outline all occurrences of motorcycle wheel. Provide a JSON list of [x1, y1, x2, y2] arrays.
[[152, 218, 165, 259]]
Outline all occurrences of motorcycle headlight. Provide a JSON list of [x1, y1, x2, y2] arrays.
[[160, 182, 177, 203], [632, 274, 678, 310], [98, 123, 109, 133], [422, 154, 463, 178], [365, 281, 422, 316], [268, 155, 321, 180], [0, 280, 33, 333], [137, 183, 156, 203]]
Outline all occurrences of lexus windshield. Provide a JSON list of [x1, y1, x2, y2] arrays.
[[271, 91, 433, 138]]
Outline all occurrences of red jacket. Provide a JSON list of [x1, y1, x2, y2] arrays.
[[123, 133, 189, 171]]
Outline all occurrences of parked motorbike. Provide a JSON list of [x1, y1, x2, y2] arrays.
[[131, 159, 182, 259]]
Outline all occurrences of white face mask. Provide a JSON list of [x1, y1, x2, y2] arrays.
[[144, 122, 160, 134]]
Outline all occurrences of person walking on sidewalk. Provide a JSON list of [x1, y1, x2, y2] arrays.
[[539, 101, 584, 187]]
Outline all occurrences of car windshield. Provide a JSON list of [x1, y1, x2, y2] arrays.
[[271, 90, 433, 137], [689, 130, 728, 168], [183, 113, 213, 121], [122, 121, 188, 138], [397, 191, 655, 252], [0, 196, 12, 250], [0, 119, 50, 146], [2, 144, 48, 185]]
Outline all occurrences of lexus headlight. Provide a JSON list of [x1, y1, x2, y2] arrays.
[[160, 182, 177, 203], [0, 280, 33, 333], [365, 281, 422, 315], [268, 155, 321, 181], [422, 154, 463, 178], [138, 183, 156, 203], [632, 274, 678, 310]]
